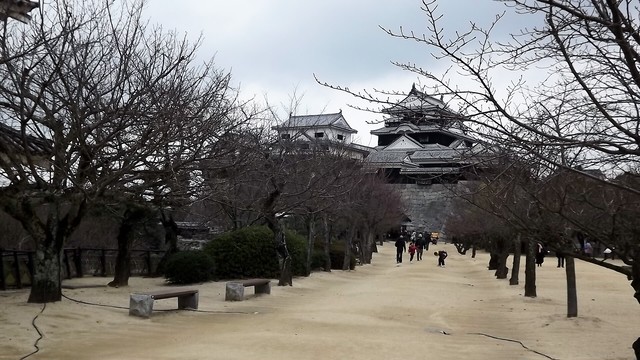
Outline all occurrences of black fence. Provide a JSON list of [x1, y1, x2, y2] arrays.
[[0, 248, 166, 290]]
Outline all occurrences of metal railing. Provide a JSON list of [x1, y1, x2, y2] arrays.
[[0, 247, 166, 290]]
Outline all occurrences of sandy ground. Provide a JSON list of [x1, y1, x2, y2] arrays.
[[1, 243, 639, 360]]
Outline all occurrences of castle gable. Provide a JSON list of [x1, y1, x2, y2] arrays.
[[384, 135, 423, 150]]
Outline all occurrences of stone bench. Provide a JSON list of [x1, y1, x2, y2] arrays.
[[225, 279, 271, 301], [129, 288, 199, 318]]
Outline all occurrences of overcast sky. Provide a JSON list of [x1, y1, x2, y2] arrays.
[[144, 1, 526, 147]]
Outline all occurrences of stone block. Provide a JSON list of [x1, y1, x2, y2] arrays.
[[225, 282, 245, 301], [129, 294, 154, 318]]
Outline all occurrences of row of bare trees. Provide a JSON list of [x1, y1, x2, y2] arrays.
[[360, 0, 640, 355], [319, 0, 640, 355], [0, 0, 406, 302]]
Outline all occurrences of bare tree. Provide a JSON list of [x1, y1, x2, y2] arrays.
[[0, 0, 244, 301]]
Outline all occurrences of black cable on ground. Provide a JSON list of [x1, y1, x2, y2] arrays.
[[186, 308, 256, 315], [468, 332, 558, 360], [61, 293, 129, 310], [19, 303, 46, 360]]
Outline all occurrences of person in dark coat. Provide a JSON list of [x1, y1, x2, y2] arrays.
[[536, 242, 546, 267], [395, 236, 407, 264]]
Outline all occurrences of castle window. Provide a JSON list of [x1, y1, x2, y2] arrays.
[[314, 132, 324, 138], [281, 133, 291, 139], [337, 134, 344, 141]]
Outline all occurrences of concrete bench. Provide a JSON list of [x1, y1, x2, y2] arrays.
[[225, 279, 271, 301], [129, 288, 198, 318]]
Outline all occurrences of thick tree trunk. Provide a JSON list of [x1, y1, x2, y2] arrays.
[[565, 256, 578, 317], [510, 234, 522, 286], [26, 199, 85, 303], [495, 252, 510, 279], [488, 253, 499, 270], [322, 216, 331, 272], [524, 238, 537, 297], [155, 210, 179, 276], [109, 207, 147, 287], [28, 243, 62, 303]]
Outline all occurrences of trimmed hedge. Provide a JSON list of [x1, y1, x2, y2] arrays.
[[164, 250, 215, 284], [203, 225, 307, 280]]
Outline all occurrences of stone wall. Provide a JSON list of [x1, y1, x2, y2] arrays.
[[394, 181, 473, 241]]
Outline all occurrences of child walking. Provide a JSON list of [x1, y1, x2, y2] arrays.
[[409, 241, 417, 263]]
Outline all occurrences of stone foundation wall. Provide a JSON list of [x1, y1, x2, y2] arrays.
[[393, 181, 473, 241]]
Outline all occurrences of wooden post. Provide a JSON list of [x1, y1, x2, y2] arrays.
[[0, 249, 6, 291], [74, 247, 83, 278], [63, 249, 72, 279], [26, 251, 34, 285], [12, 251, 22, 289], [100, 249, 107, 277], [146, 251, 152, 277]]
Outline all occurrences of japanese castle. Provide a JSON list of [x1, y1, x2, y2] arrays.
[[366, 84, 483, 184]]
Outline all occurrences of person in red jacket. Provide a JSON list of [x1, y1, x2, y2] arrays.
[[408, 241, 417, 263]]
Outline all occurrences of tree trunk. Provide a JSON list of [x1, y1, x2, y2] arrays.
[[26, 199, 85, 303], [510, 234, 522, 286], [361, 230, 371, 264], [155, 210, 179, 276], [343, 227, 354, 271], [322, 216, 331, 272], [524, 238, 537, 297], [488, 253, 499, 270], [495, 252, 509, 279], [304, 215, 315, 276], [565, 256, 578, 317], [276, 225, 293, 286], [631, 252, 640, 304], [28, 243, 62, 303], [109, 207, 147, 287]]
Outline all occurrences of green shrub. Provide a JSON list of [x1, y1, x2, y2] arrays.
[[203, 225, 308, 280], [164, 250, 215, 284], [284, 229, 307, 276], [310, 251, 327, 270]]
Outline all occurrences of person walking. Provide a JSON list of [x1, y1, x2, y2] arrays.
[[395, 236, 406, 264], [536, 242, 546, 267], [434, 250, 448, 267], [415, 233, 426, 261], [408, 241, 417, 263], [584, 241, 593, 257], [556, 250, 565, 268]]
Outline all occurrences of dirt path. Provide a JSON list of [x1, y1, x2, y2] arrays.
[[2, 243, 638, 360]]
